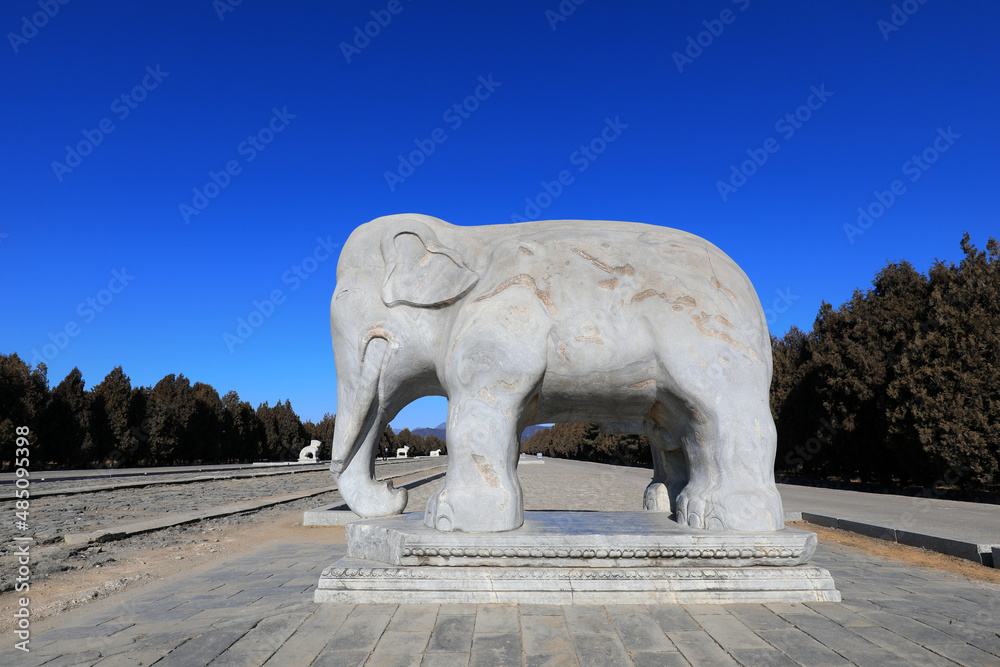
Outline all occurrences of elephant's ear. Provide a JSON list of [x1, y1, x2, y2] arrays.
[[381, 224, 479, 308]]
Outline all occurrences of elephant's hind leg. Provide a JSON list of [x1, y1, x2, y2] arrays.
[[643, 430, 687, 515], [672, 375, 783, 532]]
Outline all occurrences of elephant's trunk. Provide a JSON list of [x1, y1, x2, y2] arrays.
[[329, 337, 407, 516]]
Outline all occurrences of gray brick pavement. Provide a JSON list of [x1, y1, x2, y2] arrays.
[[5, 459, 1000, 666]]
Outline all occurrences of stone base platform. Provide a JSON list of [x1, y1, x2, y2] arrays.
[[314, 511, 841, 604], [315, 559, 841, 604], [346, 511, 819, 568]]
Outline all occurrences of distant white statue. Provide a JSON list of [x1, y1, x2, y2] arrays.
[[429, 449, 441, 457], [396, 445, 409, 458], [299, 440, 320, 462]]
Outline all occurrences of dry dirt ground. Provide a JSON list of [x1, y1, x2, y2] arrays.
[[789, 520, 1000, 585], [4, 512, 998, 636]]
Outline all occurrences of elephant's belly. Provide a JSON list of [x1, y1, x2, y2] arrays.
[[532, 359, 670, 425]]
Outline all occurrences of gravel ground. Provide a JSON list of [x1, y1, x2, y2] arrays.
[[0, 459, 443, 592]]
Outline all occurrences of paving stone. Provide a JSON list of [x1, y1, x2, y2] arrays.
[[779, 614, 913, 666], [647, 605, 702, 632], [438, 603, 478, 615], [522, 615, 574, 655], [469, 632, 521, 667], [474, 604, 520, 634], [521, 604, 565, 616], [684, 604, 732, 615], [849, 625, 958, 666], [37, 623, 135, 642], [925, 642, 1000, 667], [606, 607, 676, 653], [24, 652, 103, 666], [388, 604, 441, 632], [311, 650, 369, 667], [667, 630, 738, 665], [325, 608, 393, 652], [207, 610, 311, 666], [692, 613, 769, 650], [632, 652, 690, 666], [805, 602, 876, 628], [524, 652, 579, 666], [366, 630, 431, 667], [420, 652, 470, 666], [569, 632, 632, 666], [264, 605, 351, 665], [723, 605, 791, 631], [755, 628, 851, 666], [728, 648, 801, 666], [95, 636, 189, 666], [859, 609, 965, 646], [562, 606, 611, 633], [427, 614, 476, 652], [156, 628, 249, 666]]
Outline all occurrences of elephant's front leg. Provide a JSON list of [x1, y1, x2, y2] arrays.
[[425, 393, 525, 532], [425, 302, 547, 532]]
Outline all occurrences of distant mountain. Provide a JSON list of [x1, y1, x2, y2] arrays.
[[407, 422, 552, 443], [411, 423, 447, 440]]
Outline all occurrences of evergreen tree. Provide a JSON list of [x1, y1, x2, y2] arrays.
[[146, 374, 198, 464], [887, 235, 1000, 488], [41, 368, 93, 468], [0, 354, 48, 469], [90, 366, 133, 467], [191, 382, 224, 463]]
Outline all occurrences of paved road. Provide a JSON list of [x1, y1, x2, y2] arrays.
[[778, 483, 1000, 548], [4, 459, 999, 665]]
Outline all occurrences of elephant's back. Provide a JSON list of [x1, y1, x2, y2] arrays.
[[465, 219, 772, 370]]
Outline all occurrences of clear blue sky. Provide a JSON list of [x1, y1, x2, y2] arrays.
[[2, 1, 997, 429]]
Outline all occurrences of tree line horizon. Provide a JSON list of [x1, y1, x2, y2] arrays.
[[3, 234, 997, 493]]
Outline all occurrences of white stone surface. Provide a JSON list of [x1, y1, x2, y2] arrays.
[[346, 511, 817, 568], [315, 559, 841, 605], [328, 214, 782, 533]]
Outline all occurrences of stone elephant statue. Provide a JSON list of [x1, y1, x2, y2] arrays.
[[329, 214, 783, 533]]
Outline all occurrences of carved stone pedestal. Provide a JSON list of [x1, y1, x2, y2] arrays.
[[314, 512, 841, 604]]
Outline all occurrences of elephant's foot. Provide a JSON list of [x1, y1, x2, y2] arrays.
[[425, 483, 523, 532], [643, 482, 672, 512], [675, 481, 782, 532]]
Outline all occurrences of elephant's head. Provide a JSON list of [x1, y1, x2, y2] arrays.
[[329, 214, 479, 516]]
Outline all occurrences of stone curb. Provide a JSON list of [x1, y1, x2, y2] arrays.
[[28, 466, 330, 499], [796, 511, 999, 568], [25, 458, 433, 499], [63, 466, 444, 546]]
